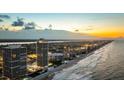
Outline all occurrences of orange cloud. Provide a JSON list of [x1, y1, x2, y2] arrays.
[[81, 27, 124, 38], [90, 31, 124, 38]]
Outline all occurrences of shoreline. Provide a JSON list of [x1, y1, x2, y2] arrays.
[[51, 43, 111, 80], [31, 42, 112, 80]]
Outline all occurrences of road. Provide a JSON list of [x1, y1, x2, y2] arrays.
[[31, 53, 94, 80]]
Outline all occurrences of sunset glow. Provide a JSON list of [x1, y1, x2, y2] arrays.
[[0, 13, 124, 38], [80, 27, 124, 38]]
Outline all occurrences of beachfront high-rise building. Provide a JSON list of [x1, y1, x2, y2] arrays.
[[37, 39, 48, 67], [2, 45, 27, 79]]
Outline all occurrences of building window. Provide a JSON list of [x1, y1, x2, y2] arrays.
[[12, 54, 17, 59]]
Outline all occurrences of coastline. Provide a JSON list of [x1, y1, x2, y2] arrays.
[[31, 42, 112, 80], [51, 43, 111, 80]]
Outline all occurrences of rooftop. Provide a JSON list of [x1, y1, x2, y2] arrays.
[[3, 45, 25, 49]]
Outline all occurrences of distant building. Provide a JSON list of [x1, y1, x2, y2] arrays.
[[49, 53, 64, 62], [37, 39, 48, 67], [2, 45, 27, 79]]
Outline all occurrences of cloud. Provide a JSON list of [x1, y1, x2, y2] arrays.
[[0, 19, 3, 22], [12, 17, 24, 26], [0, 15, 10, 19], [85, 25, 94, 31], [0, 15, 10, 22]]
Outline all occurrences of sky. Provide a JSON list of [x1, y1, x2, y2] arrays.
[[0, 13, 124, 38]]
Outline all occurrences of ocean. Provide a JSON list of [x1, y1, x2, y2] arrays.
[[53, 40, 124, 80]]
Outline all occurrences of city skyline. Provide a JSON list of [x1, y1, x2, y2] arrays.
[[0, 13, 124, 38]]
